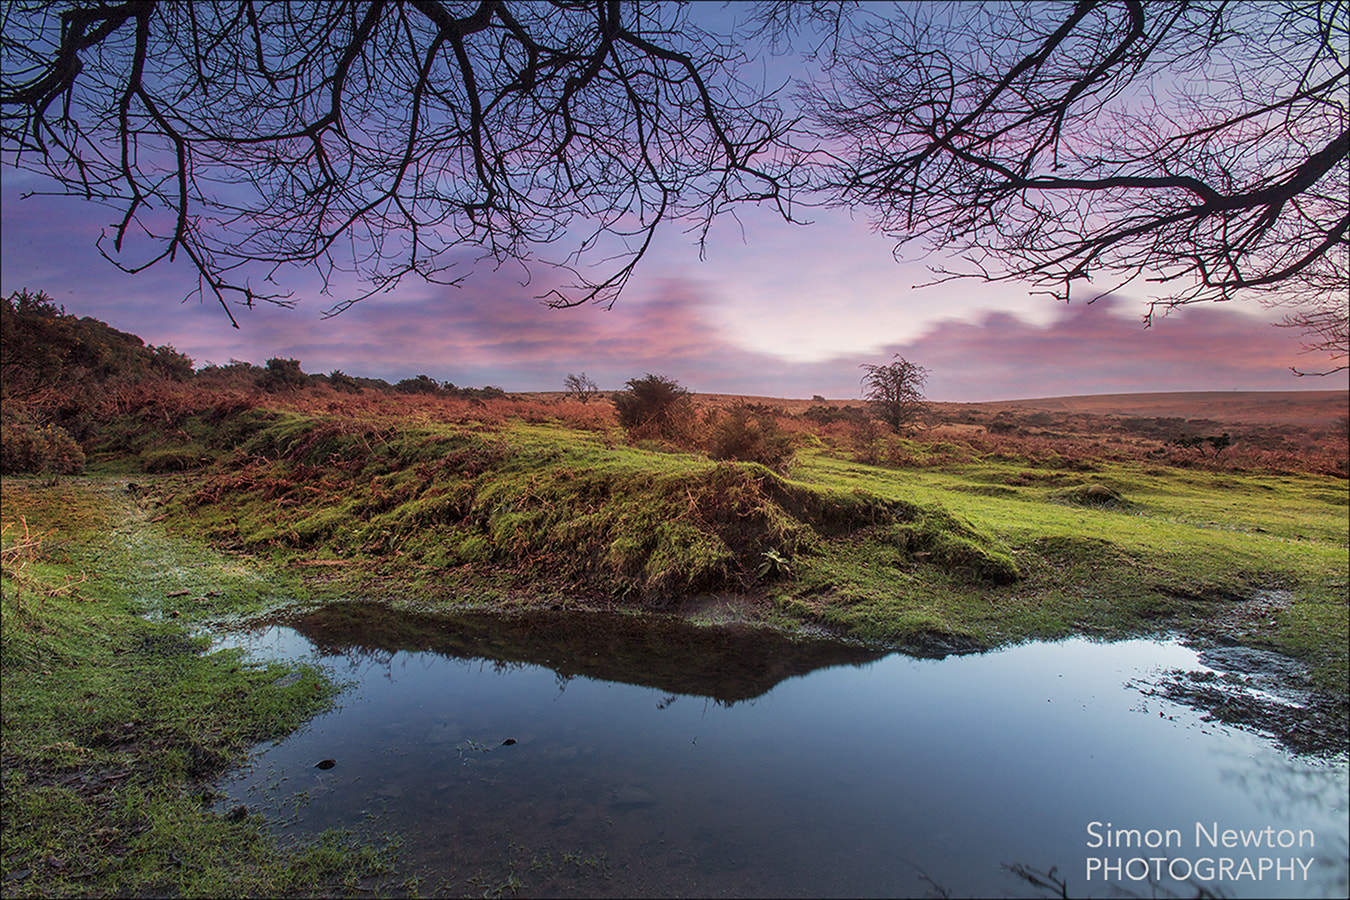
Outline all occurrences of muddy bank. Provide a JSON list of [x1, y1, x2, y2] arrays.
[[1133, 641, 1348, 757]]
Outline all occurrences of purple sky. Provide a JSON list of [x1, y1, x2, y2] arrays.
[[2, 2, 1344, 402], [3, 167, 1344, 401]]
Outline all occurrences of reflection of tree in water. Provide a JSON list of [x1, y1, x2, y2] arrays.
[[273, 600, 889, 704], [1212, 740, 1347, 816], [328, 640, 530, 683], [1005, 862, 1229, 899], [338, 645, 395, 678], [1208, 741, 1350, 896]]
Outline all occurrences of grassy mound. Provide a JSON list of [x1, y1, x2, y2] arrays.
[[155, 411, 1018, 603]]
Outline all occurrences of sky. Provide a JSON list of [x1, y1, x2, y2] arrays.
[[2, 7, 1345, 402]]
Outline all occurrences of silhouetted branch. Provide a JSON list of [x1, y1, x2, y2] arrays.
[[803, 0, 1348, 369], [1, 1, 805, 322]]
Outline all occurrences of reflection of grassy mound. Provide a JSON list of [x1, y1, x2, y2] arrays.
[[282, 600, 888, 703], [165, 412, 1019, 602]]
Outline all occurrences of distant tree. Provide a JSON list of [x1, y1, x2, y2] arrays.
[[1170, 432, 1233, 457], [258, 357, 309, 392], [613, 374, 695, 443], [394, 374, 442, 395], [860, 355, 928, 433], [564, 372, 599, 404]]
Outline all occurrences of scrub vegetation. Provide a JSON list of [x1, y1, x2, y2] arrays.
[[3, 293, 1347, 894]]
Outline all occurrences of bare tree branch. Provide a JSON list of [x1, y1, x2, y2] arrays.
[[1, 1, 805, 324], [802, 0, 1348, 373]]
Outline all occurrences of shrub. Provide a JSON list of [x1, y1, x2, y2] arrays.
[[612, 374, 695, 443], [0, 409, 85, 475], [327, 370, 362, 394], [394, 374, 442, 394], [258, 358, 309, 392], [707, 403, 795, 472], [803, 404, 867, 426]]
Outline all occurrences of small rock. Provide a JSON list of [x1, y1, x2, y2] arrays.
[[314, 758, 337, 770]]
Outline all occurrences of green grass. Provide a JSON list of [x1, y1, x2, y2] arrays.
[[4, 408, 1346, 894], [1, 477, 396, 897], [788, 452, 1348, 687], [127, 409, 1347, 695]]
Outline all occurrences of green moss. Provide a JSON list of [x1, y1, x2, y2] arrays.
[[140, 442, 212, 472]]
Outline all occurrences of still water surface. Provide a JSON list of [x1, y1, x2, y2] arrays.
[[215, 604, 1348, 898]]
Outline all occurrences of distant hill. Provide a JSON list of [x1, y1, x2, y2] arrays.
[[944, 390, 1348, 428], [521, 389, 1348, 428]]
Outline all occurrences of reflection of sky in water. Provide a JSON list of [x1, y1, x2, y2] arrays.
[[215, 627, 1349, 898]]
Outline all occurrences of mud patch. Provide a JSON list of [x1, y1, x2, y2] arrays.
[[1131, 643, 1348, 757], [1189, 587, 1297, 644]]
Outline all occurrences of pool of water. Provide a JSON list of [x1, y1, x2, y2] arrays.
[[214, 603, 1349, 898]]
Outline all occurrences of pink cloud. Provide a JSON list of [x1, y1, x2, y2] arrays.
[[883, 295, 1345, 401]]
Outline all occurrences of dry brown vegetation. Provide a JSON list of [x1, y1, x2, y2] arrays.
[[10, 377, 1342, 479], [242, 383, 1349, 477]]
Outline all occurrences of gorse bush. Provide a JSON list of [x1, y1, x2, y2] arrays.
[[707, 403, 795, 473], [2, 289, 192, 394], [613, 374, 695, 444], [0, 406, 85, 475], [258, 358, 310, 392], [394, 374, 442, 394]]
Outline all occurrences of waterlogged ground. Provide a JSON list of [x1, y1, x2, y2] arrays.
[[213, 605, 1349, 898]]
